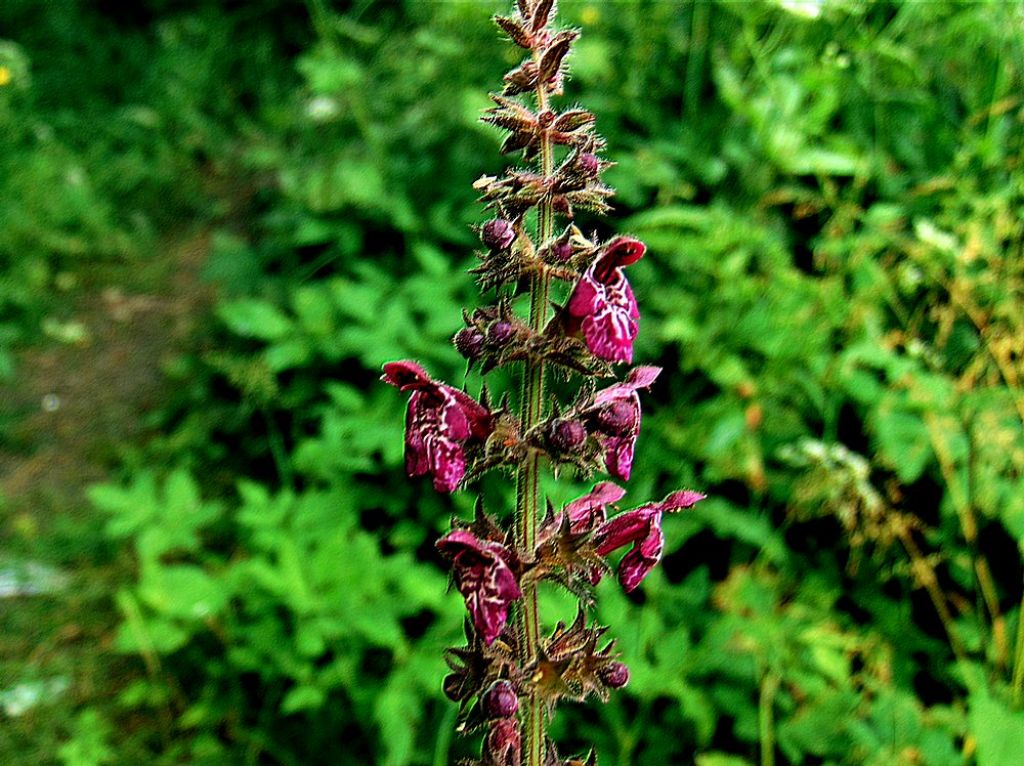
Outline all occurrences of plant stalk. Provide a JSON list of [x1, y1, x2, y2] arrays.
[[759, 669, 778, 766], [514, 66, 555, 766], [1013, 586, 1024, 708]]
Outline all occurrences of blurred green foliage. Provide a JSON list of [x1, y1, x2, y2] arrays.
[[4, 0, 1024, 764]]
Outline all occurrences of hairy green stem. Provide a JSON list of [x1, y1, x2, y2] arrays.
[[514, 68, 555, 766]]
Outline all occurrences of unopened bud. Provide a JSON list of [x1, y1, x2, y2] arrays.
[[487, 320, 516, 348], [454, 327, 486, 360], [578, 153, 600, 177], [552, 241, 573, 263], [482, 219, 515, 250], [550, 418, 587, 452], [598, 662, 630, 689], [538, 109, 555, 127], [485, 718, 521, 766], [594, 400, 638, 435], [482, 680, 519, 719]]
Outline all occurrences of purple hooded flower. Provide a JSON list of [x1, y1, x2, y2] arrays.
[[593, 489, 705, 592], [436, 530, 522, 645], [583, 366, 661, 481], [382, 360, 494, 493], [566, 237, 646, 363]]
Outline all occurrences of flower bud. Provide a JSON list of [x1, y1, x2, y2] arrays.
[[487, 320, 516, 348], [481, 680, 519, 719], [598, 662, 630, 689], [482, 218, 515, 250], [485, 718, 521, 766], [552, 241, 573, 263], [454, 327, 486, 360], [578, 153, 600, 177], [594, 400, 638, 435], [538, 109, 555, 127], [549, 418, 587, 453]]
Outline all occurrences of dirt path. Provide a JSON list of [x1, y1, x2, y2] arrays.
[[0, 231, 213, 761]]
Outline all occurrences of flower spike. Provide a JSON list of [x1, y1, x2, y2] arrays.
[[382, 3, 705, 763]]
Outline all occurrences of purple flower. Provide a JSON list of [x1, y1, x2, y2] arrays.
[[566, 237, 646, 363], [436, 530, 522, 645], [382, 360, 493, 493], [593, 489, 705, 592], [583, 366, 661, 481]]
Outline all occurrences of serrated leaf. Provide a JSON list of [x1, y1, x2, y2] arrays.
[[138, 564, 227, 621]]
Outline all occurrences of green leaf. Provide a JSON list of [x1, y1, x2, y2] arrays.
[[695, 754, 754, 766], [137, 564, 227, 621], [57, 709, 114, 766], [874, 396, 933, 483], [280, 684, 326, 715], [218, 300, 293, 340], [969, 690, 1024, 766], [374, 680, 420, 766]]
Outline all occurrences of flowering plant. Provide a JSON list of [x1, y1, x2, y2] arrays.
[[383, 2, 703, 763]]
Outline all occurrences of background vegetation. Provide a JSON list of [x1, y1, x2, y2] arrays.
[[2, 1, 1024, 764]]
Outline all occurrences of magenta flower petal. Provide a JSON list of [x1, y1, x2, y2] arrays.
[[426, 430, 467, 493], [622, 364, 661, 391], [383, 360, 494, 493], [593, 489, 705, 592], [566, 237, 646, 363], [381, 360, 430, 389], [567, 274, 599, 316], [617, 516, 663, 592], [603, 435, 636, 482], [594, 507, 653, 555], [661, 489, 707, 511], [563, 481, 625, 533], [437, 530, 522, 645], [585, 366, 660, 481]]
